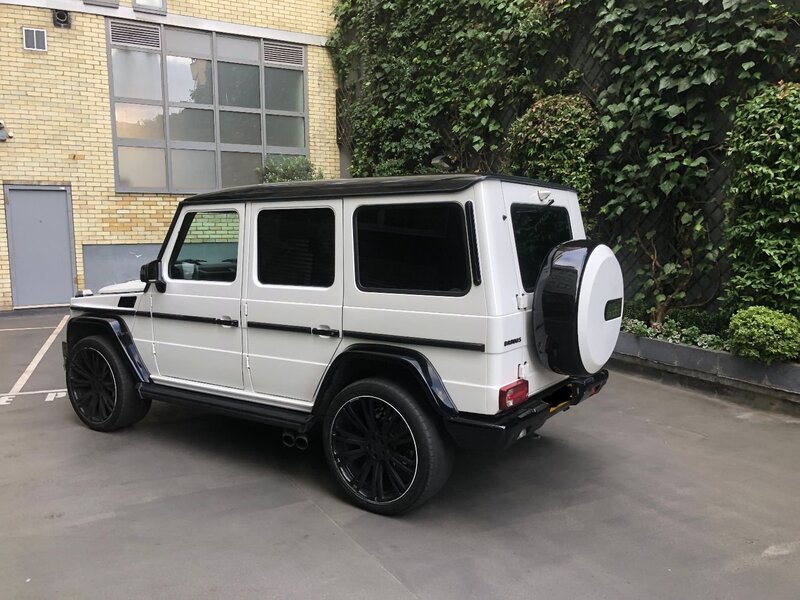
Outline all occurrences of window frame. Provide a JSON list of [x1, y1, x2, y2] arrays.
[[107, 20, 309, 194], [132, 0, 167, 16], [22, 27, 47, 52], [353, 201, 473, 298], [255, 206, 336, 289], [166, 209, 241, 285]]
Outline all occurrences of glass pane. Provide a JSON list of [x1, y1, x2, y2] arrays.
[[265, 68, 304, 112], [257, 209, 335, 287], [355, 203, 470, 294], [134, 0, 165, 9], [112, 49, 162, 101], [217, 35, 259, 62], [221, 152, 262, 187], [168, 107, 214, 142], [115, 103, 164, 140], [220, 111, 261, 145], [165, 28, 211, 56], [510, 205, 573, 292], [34, 30, 46, 50], [218, 62, 260, 108], [24, 29, 34, 49], [169, 211, 239, 282], [167, 56, 213, 104], [266, 115, 304, 148], [171, 149, 216, 190], [117, 146, 166, 189]]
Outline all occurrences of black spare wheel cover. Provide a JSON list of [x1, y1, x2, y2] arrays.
[[533, 240, 624, 376]]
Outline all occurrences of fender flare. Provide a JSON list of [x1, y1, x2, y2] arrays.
[[312, 343, 458, 417], [66, 315, 151, 383]]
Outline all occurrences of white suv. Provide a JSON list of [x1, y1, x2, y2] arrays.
[[64, 174, 623, 514]]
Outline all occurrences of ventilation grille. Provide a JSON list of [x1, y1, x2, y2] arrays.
[[264, 41, 304, 66], [109, 20, 161, 49]]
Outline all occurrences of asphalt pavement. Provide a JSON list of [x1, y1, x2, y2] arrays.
[[1, 308, 798, 599]]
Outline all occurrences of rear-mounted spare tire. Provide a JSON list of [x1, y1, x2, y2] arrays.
[[533, 241, 623, 376]]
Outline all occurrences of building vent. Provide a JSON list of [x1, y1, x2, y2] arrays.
[[109, 20, 161, 49], [22, 28, 47, 52], [263, 41, 304, 66]]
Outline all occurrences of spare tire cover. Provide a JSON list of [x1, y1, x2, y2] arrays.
[[533, 241, 624, 376]]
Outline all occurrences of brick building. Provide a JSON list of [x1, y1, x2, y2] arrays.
[[0, 0, 339, 309]]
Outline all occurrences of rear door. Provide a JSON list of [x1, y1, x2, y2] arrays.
[[244, 200, 343, 407], [150, 205, 245, 389]]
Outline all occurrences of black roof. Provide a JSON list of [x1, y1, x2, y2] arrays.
[[182, 174, 576, 205]]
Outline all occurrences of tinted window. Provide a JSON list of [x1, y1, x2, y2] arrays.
[[169, 211, 239, 282], [355, 203, 470, 295], [511, 204, 572, 292], [258, 208, 335, 287]]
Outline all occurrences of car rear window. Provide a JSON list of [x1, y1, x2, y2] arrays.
[[355, 202, 470, 295], [510, 204, 572, 292]]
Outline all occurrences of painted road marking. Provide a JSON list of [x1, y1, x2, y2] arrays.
[[0, 326, 58, 332], [7, 315, 69, 396], [0, 389, 68, 406]]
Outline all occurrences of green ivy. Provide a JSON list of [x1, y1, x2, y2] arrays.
[[725, 81, 800, 315], [592, 0, 795, 324], [503, 94, 600, 209]]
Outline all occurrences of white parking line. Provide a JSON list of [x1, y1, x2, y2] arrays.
[[7, 315, 69, 396], [4, 388, 67, 396], [0, 326, 57, 332]]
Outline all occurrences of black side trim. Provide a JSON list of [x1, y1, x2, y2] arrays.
[[465, 201, 482, 286], [66, 314, 150, 383], [343, 330, 485, 352], [313, 343, 458, 417], [139, 382, 317, 433], [118, 296, 137, 309], [75, 306, 136, 317], [145, 311, 239, 327], [248, 321, 312, 334]]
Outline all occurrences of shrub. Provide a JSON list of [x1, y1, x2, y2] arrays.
[[622, 318, 655, 338], [696, 334, 726, 351], [668, 308, 730, 337], [260, 156, 324, 183], [725, 82, 800, 315], [503, 94, 600, 206], [728, 306, 800, 364]]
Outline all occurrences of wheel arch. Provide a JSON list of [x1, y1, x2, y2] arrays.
[[312, 344, 458, 418], [66, 315, 150, 383]]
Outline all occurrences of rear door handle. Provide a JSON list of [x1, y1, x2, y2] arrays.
[[312, 326, 340, 338], [217, 316, 238, 327]]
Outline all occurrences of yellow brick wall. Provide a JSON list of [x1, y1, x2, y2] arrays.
[[0, 2, 339, 310]]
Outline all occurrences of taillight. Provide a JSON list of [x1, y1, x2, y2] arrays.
[[499, 379, 529, 411]]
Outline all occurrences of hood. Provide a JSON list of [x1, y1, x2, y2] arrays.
[[98, 279, 146, 295]]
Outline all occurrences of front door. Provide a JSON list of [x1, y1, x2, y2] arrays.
[[244, 200, 343, 407], [4, 185, 76, 307], [149, 205, 245, 389]]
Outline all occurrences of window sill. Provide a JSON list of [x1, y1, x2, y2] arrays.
[[132, 5, 168, 15]]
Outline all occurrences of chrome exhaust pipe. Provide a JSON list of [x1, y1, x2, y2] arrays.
[[295, 434, 309, 451], [281, 430, 296, 448]]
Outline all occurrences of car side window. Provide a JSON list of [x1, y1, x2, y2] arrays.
[[257, 208, 335, 287], [168, 211, 239, 282], [355, 202, 471, 295]]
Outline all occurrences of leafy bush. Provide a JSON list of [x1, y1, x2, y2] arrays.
[[260, 156, 324, 183], [728, 306, 800, 364], [622, 318, 656, 338], [725, 82, 800, 315], [623, 300, 651, 323], [668, 308, 730, 337], [503, 94, 600, 205], [696, 334, 726, 351]]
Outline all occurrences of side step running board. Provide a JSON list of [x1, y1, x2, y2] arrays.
[[138, 382, 318, 433]]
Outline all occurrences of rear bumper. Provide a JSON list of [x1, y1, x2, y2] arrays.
[[443, 370, 608, 450]]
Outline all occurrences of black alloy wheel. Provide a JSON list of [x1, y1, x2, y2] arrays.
[[330, 395, 418, 504], [66, 335, 151, 432], [68, 347, 117, 425], [323, 378, 454, 515]]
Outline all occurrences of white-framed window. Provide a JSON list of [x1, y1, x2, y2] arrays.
[[107, 20, 308, 194], [133, 0, 167, 15], [22, 28, 47, 52]]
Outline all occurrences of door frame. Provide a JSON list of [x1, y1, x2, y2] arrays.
[[3, 183, 77, 308]]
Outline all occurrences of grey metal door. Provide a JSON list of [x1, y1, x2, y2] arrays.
[[5, 186, 76, 307]]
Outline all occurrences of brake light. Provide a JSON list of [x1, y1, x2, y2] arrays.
[[499, 379, 529, 410]]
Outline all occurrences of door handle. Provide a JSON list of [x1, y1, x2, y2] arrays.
[[217, 316, 239, 327], [312, 326, 340, 338]]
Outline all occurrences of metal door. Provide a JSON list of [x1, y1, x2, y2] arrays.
[[4, 186, 76, 307]]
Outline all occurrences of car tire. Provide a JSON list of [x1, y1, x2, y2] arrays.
[[323, 377, 454, 515], [66, 335, 151, 432]]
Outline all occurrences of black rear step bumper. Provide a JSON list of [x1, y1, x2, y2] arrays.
[[443, 370, 609, 451]]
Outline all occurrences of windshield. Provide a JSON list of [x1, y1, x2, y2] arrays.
[[510, 204, 573, 292]]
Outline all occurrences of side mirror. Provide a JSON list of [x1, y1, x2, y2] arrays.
[[140, 259, 166, 293]]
